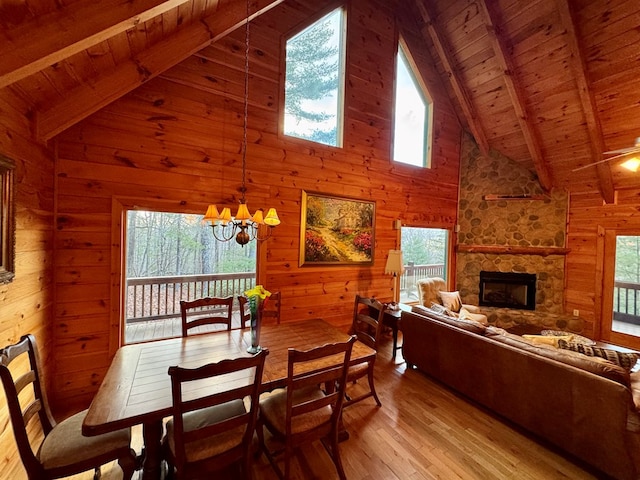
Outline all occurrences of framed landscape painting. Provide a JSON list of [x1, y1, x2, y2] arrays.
[[300, 191, 375, 266]]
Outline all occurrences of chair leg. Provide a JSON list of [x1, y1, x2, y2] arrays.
[[367, 365, 382, 407], [283, 444, 293, 480], [118, 448, 138, 480], [324, 431, 346, 480], [257, 419, 285, 480]]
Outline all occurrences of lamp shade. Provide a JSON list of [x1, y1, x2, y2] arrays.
[[264, 208, 280, 226], [219, 207, 232, 225], [385, 250, 405, 276], [203, 205, 220, 222], [252, 209, 264, 224], [235, 203, 251, 221]]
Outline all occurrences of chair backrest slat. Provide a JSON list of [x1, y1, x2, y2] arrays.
[[180, 296, 234, 336]]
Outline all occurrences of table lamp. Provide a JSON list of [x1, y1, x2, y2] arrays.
[[384, 249, 405, 304]]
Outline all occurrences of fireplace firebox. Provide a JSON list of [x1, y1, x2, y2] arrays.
[[479, 271, 536, 310]]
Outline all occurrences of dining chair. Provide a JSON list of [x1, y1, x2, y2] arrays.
[[238, 292, 281, 326], [261, 291, 282, 324], [257, 336, 356, 480], [344, 294, 384, 407], [163, 348, 269, 480], [237, 295, 251, 328], [180, 295, 235, 336], [0, 334, 137, 479]]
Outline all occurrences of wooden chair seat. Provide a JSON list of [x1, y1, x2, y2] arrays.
[[39, 409, 132, 470], [346, 361, 369, 380]]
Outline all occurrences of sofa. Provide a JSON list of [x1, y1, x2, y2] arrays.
[[400, 305, 640, 480]]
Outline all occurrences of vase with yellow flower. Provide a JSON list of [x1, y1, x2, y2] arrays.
[[244, 285, 271, 353]]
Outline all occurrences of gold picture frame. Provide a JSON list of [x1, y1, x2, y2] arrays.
[[299, 191, 375, 266]]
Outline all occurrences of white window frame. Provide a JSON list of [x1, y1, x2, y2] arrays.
[[281, 6, 346, 148], [392, 37, 434, 169]]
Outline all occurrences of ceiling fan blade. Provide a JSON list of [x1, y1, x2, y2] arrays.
[[603, 147, 639, 155], [571, 151, 640, 172]]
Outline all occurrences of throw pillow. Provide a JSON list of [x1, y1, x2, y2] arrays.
[[438, 291, 462, 313], [429, 302, 457, 317], [523, 334, 574, 348], [557, 340, 640, 371], [459, 307, 488, 325]]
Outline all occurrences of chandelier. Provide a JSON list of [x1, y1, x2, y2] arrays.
[[203, 0, 280, 246]]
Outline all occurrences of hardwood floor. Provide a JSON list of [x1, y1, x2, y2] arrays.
[[70, 331, 600, 480]]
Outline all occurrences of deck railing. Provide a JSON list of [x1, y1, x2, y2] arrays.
[[614, 281, 640, 324], [400, 263, 445, 300], [126, 272, 256, 324], [125, 264, 445, 324]]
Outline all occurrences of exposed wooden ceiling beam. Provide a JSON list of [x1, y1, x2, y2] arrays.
[[478, 0, 553, 192], [414, 1, 490, 157], [0, 0, 189, 89], [36, 0, 285, 142], [555, 0, 615, 204]]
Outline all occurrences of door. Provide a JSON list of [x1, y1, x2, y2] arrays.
[[601, 229, 640, 350], [399, 226, 451, 303]]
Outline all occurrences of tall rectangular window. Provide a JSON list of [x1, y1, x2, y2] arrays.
[[393, 40, 433, 168], [400, 227, 449, 303], [283, 7, 345, 147]]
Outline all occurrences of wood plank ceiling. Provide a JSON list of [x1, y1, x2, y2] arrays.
[[2, 0, 640, 202]]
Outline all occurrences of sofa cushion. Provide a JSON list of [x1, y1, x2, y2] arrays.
[[459, 307, 488, 325], [411, 305, 486, 335], [438, 290, 462, 313], [557, 340, 640, 371], [487, 330, 631, 386]]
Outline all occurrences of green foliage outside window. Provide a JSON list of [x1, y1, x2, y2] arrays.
[[126, 211, 256, 277]]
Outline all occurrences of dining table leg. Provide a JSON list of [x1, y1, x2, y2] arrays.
[[141, 419, 164, 480]]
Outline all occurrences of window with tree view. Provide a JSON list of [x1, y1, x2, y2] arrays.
[[283, 7, 345, 147], [400, 227, 448, 303], [393, 41, 433, 168], [124, 210, 256, 344]]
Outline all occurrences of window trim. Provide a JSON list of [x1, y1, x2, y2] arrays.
[[392, 36, 434, 169], [280, 3, 347, 149], [0, 154, 15, 285]]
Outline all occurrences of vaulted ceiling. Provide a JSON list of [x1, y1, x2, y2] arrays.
[[2, 0, 639, 202]]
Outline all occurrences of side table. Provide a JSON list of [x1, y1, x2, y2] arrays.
[[382, 303, 411, 360]]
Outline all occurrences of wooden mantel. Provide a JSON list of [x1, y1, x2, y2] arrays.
[[456, 245, 571, 256]]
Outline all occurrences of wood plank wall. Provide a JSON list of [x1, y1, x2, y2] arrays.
[[52, 0, 462, 410], [0, 89, 54, 477], [566, 189, 640, 340]]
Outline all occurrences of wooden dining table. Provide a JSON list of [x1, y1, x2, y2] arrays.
[[82, 318, 375, 480]]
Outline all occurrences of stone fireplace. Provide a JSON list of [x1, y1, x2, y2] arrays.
[[455, 134, 579, 330]]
